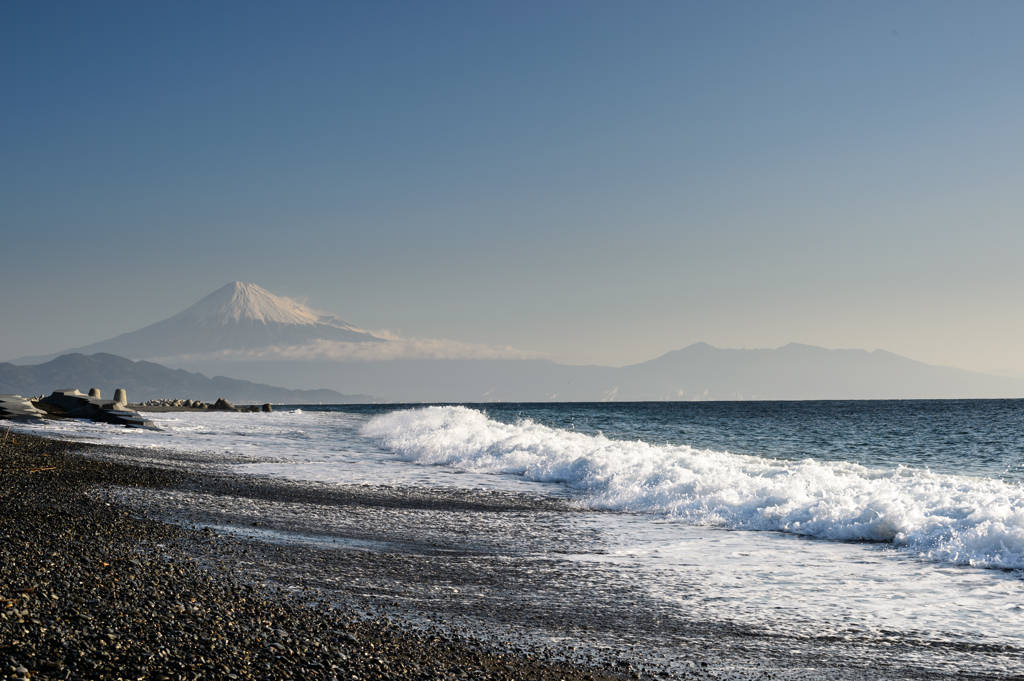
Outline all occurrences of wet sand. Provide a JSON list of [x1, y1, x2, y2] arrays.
[[1, 432, 1014, 680]]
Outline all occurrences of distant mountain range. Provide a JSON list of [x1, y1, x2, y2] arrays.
[[0, 353, 372, 404], [6, 282, 1023, 402], [175, 342, 1024, 402]]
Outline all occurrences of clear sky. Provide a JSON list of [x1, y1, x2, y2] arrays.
[[2, 1, 1022, 371]]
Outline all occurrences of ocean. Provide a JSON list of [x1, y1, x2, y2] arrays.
[[16, 400, 1024, 677]]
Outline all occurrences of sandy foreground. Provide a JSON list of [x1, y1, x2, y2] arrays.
[[0, 430, 1013, 681]]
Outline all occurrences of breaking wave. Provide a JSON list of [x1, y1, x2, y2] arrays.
[[362, 406, 1024, 569]]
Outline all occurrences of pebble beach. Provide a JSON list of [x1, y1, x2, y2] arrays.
[[0, 432, 624, 681], [2, 425, 1015, 681]]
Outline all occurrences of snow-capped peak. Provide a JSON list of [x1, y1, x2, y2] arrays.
[[170, 282, 367, 332]]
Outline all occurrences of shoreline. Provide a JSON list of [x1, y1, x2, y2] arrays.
[[0, 432, 624, 681], [1, 429, 1015, 681]]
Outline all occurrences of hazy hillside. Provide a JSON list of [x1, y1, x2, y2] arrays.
[[613, 342, 1024, 400], [171, 342, 1024, 402], [0, 353, 374, 404]]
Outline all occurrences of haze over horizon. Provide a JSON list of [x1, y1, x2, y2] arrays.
[[6, 278, 1024, 402], [2, 2, 1022, 375], [2, 280, 1017, 379]]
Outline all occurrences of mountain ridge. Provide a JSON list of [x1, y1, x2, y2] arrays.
[[172, 342, 1024, 402], [0, 353, 374, 404], [4, 344, 1022, 403]]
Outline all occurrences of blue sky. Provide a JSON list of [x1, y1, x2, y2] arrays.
[[2, 1, 1022, 371]]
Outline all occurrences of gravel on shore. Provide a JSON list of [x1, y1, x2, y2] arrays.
[[4, 428, 1013, 681], [0, 431, 627, 681]]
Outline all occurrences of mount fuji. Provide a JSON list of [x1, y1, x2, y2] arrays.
[[10, 282, 384, 366]]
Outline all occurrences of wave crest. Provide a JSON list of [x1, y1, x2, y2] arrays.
[[362, 406, 1024, 569]]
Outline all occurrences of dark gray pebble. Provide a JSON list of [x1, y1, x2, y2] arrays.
[[0, 432, 623, 681]]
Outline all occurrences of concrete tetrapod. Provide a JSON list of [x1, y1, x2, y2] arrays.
[[39, 389, 157, 429]]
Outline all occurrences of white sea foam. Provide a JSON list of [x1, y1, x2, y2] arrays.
[[362, 406, 1024, 569], [15, 405, 1024, 645], [9, 407, 557, 493]]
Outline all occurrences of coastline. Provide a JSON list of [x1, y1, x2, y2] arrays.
[[0, 432, 621, 681], [1, 429, 1014, 681]]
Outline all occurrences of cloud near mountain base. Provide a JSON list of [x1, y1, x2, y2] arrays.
[[149, 335, 545, 364]]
